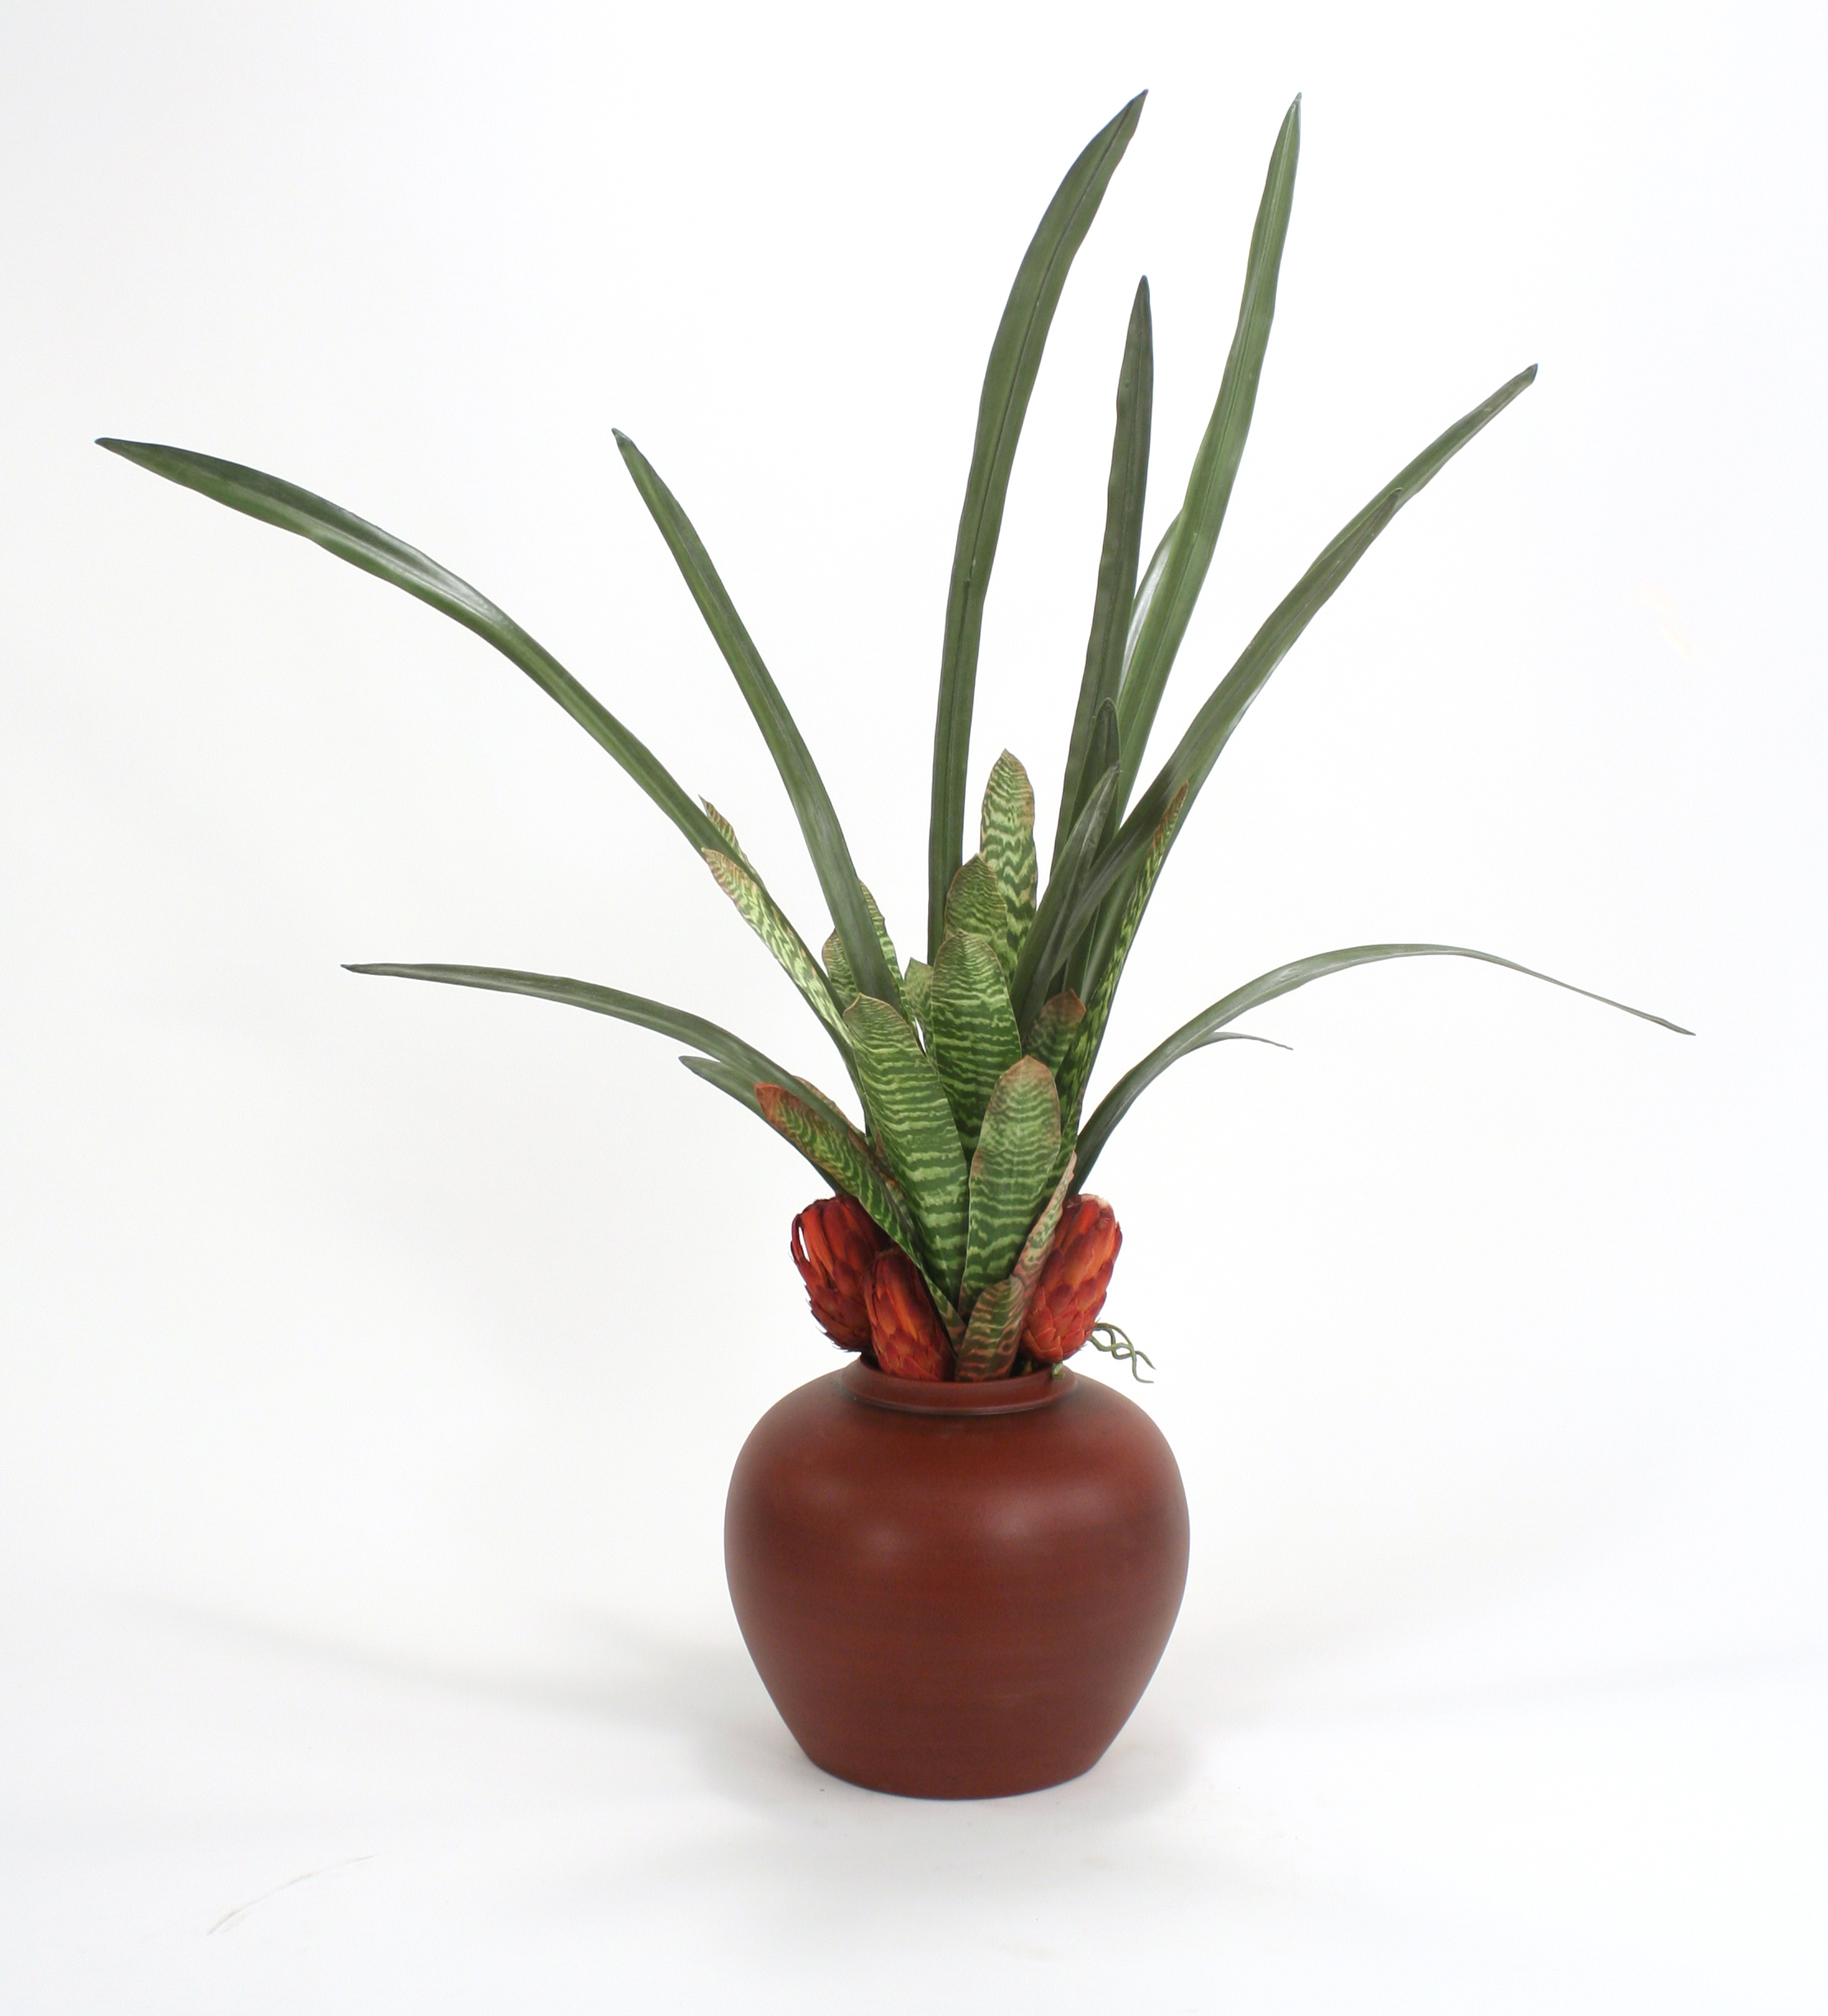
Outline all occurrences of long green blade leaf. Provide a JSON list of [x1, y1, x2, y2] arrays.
[[1057, 783, 1187, 1124], [614, 431, 898, 1006], [1123, 513, 1178, 681], [1114, 97, 1301, 813], [96, 440, 732, 864], [927, 92, 1147, 959], [345, 960, 857, 1137], [1008, 761, 1119, 1033], [1056, 276, 1153, 873], [1054, 366, 1541, 959], [1074, 942, 1692, 1184]]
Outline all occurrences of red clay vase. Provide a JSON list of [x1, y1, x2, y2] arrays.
[[724, 1360, 1190, 1799]]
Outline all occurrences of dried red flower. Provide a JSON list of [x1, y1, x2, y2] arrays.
[[790, 1194, 888, 1349], [1020, 1195, 1122, 1364], [865, 1248, 954, 1382]]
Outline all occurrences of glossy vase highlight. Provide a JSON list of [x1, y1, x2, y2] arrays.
[[724, 1362, 1190, 1799]]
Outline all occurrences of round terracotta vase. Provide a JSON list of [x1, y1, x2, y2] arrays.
[[724, 1359, 1190, 1799]]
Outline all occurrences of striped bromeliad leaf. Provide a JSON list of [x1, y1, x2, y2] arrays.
[[979, 753, 1038, 973], [902, 959, 933, 1043], [822, 930, 858, 1009], [843, 993, 969, 1298], [1025, 991, 1086, 1081], [945, 855, 1009, 958], [704, 849, 850, 1049], [928, 931, 1022, 1156], [700, 800, 752, 871], [753, 1081, 963, 1339], [962, 1057, 1063, 1309], [954, 1153, 1076, 1382]]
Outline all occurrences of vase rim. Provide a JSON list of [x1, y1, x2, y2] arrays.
[[840, 1359, 1074, 1417]]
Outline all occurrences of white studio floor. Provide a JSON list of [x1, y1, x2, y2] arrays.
[[4, 1552, 1821, 2014]]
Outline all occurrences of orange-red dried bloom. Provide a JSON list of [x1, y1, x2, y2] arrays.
[[865, 1248, 954, 1382], [1021, 1194, 1121, 1364], [790, 1195, 888, 1349]]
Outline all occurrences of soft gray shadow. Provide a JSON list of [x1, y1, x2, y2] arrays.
[[153, 1598, 1203, 1830]]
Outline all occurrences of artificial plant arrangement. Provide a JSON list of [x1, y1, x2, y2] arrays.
[[101, 93, 1684, 1390]]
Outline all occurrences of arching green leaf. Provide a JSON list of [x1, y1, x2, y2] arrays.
[[1058, 276, 1152, 874], [928, 94, 1147, 959], [1115, 97, 1301, 812], [1074, 943, 1692, 1184], [615, 431, 898, 1007]]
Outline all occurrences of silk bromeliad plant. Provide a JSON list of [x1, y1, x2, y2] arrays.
[[101, 94, 1684, 1385]]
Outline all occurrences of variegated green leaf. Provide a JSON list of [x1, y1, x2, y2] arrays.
[[902, 958, 933, 1043], [699, 799, 753, 871], [962, 1056, 1062, 1307], [753, 1080, 961, 1338], [1025, 992, 1086, 1081], [822, 929, 859, 1009], [944, 854, 1009, 963], [1057, 783, 1188, 1119], [861, 886, 909, 1021], [954, 1152, 1075, 1381], [928, 931, 1022, 1158], [704, 850, 848, 1048], [842, 994, 969, 1298], [979, 752, 1037, 971]]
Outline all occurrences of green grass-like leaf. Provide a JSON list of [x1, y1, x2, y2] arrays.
[[1057, 277, 1153, 874], [1074, 943, 1693, 1184], [1115, 97, 1301, 813], [1049, 367, 1539, 966], [97, 440, 734, 865], [614, 431, 898, 1007], [928, 93, 1146, 959], [1008, 761, 1119, 1033], [1057, 783, 1187, 1123]]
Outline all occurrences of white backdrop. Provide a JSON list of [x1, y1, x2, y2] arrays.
[[2, 1, 1822, 2009]]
